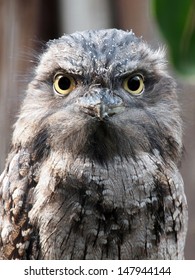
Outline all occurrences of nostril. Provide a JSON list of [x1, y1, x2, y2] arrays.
[[101, 92, 123, 107]]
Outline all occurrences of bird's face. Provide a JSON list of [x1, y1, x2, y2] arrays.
[[13, 29, 182, 164]]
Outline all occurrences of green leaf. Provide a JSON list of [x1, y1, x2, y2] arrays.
[[152, 0, 195, 77]]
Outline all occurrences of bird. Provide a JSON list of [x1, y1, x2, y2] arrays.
[[0, 29, 188, 260]]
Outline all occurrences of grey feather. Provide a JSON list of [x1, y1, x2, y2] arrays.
[[0, 29, 188, 259]]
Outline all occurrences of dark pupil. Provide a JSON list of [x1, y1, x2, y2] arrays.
[[58, 76, 71, 90], [128, 76, 140, 91]]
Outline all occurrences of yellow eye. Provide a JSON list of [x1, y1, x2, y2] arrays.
[[53, 73, 76, 95], [123, 74, 144, 95]]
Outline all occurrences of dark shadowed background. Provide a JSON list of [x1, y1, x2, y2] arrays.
[[0, 0, 194, 259]]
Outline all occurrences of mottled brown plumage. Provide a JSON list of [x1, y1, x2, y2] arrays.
[[0, 29, 188, 259]]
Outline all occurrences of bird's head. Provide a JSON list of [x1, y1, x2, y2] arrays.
[[13, 29, 182, 164]]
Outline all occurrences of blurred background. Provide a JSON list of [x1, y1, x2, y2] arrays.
[[0, 0, 194, 259]]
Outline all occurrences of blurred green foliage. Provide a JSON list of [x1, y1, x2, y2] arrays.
[[152, 0, 195, 77]]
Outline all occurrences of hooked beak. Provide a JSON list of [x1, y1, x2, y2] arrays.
[[79, 90, 125, 120], [84, 102, 124, 119]]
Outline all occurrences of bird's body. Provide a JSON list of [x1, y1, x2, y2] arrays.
[[0, 29, 188, 259]]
